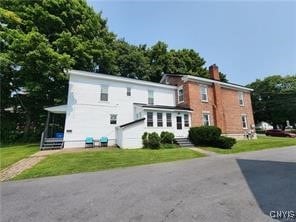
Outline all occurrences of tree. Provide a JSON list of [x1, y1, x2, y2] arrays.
[[247, 75, 296, 129], [0, 0, 115, 143]]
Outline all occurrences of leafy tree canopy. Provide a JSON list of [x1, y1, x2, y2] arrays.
[[247, 75, 296, 129], [0, 0, 228, 143]]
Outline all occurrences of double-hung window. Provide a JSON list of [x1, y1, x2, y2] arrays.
[[110, 114, 117, 124], [147, 112, 153, 127], [202, 112, 210, 126], [100, 85, 108, 101], [238, 92, 244, 106], [200, 85, 208, 102], [178, 87, 184, 103], [166, 113, 172, 127], [148, 90, 154, 105], [157, 113, 163, 127], [127, 87, 131, 96], [241, 114, 248, 129], [184, 114, 189, 127]]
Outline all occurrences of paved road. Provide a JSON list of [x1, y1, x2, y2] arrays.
[[2, 147, 296, 222]]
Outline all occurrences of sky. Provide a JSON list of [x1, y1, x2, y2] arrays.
[[87, 1, 296, 85]]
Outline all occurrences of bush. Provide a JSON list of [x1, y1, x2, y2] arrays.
[[214, 136, 236, 149], [160, 131, 175, 144], [160, 143, 179, 149], [148, 132, 161, 149], [189, 126, 221, 146], [142, 132, 149, 148]]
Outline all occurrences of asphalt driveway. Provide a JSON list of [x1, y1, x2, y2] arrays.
[[2, 146, 296, 222]]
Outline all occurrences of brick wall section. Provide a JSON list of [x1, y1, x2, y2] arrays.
[[221, 89, 255, 134], [163, 71, 255, 136]]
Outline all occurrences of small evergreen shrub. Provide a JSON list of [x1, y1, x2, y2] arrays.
[[142, 132, 149, 148], [160, 131, 175, 144], [189, 126, 221, 146], [214, 136, 236, 149], [148, 132, 161, 149]]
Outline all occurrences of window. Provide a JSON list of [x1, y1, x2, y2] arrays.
[[184, 114, 189, 127], [100, 85, 108, 101], [241, 115, 248, 129], [148, 90, 154, 105], [178, 87, 184, 103], [147, 112, 153, 127], [238, 92, 244, 106], [202, 113, 210, 126], [157, 113, 163, 127], [166, 113, 172, 127], [110, 114, 117, 124], [200, 85, 208, 102], [127, 87, 131, 96]]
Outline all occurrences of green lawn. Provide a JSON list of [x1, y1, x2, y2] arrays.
[[203, 136, 296, 154], [14, 148, 204, 180], [0, 144, 39, 169]]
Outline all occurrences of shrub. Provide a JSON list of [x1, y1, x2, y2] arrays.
[[148, 132, 161, 149], [160, 143, 179, 149], [189, 126, 222, 146], [160, 131, 175, 144], [142, 132, 149, 148], [214, 136, 236, 149]]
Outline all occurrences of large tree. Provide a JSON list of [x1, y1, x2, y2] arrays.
[[1, 0, 228, 143], [247, 75, 296, 129]]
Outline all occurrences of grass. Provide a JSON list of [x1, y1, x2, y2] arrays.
[[14, 148, 204, 180], [203, 136, 296, 154], [0, 144, 39, 169]]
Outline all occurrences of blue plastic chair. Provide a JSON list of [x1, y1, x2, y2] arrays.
[[85, 137, 94, 148], [100, 137, 108, 147]]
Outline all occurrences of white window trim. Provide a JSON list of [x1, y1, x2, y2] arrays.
[[148, 90, 154, 105], [166, 113, 172, 127], [110, 114, 117, 125], [202, 111, 211, 126], [178, 86, 184, 103], [100, 85, 109, 102], [241, 114, 248, 129], [184, 113, 190, 127], [200, 85, 208, 102], [239, 92, 245, 106]]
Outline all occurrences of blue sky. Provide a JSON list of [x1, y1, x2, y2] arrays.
[[88, 1, 296, 85]]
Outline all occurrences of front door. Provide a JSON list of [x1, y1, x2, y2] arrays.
[[176, 116, 182, 130]]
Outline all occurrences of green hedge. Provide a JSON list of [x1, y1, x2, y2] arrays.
[[189, 126, 236, 149]]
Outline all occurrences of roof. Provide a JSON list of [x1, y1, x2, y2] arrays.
[[119, 118, 145, 128], [161, 73, 253, 92], [68, 70, 177, 90], [44, 105, 67, 114], [134, 103, 193, 112]]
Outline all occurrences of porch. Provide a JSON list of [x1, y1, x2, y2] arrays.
[[40, 105, 67, 150]]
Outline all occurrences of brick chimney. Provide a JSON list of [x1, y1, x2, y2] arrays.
[[209, 64, 220, 81]]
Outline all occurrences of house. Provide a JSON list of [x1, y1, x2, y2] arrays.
[[255, 121, 273, 131], [41, 64, 255, 149]]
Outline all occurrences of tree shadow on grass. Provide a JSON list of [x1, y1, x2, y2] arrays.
[[236, 159, 296, 221]]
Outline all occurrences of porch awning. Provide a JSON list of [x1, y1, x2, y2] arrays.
[[44, 105, 67, 114]]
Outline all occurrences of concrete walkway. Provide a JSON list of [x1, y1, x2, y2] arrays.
[[0, 150, 60, 182], [190, 147, 218, 156]]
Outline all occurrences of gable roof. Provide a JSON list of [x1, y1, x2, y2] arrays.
[[68, 70, 177, 90], [160, 73, 253, 92]]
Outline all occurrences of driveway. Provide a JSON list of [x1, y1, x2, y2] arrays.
[[2, 146, 296, 222]]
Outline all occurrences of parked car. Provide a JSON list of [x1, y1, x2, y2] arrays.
[[265, 129, 296, 138]]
